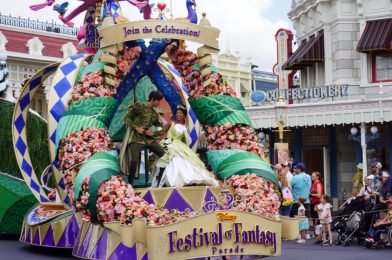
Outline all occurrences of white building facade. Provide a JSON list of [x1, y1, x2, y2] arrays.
[[248, 0, 392, 206], [0, 13, 79, 119]]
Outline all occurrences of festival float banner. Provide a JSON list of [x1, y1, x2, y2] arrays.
[[99, 20, 220, 50], [12, 2, 283, 259], [103, 210, 281, 260]]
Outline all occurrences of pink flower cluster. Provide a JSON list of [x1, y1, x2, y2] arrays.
[[57, 127, 113, 203], [96, 176, 193, 225], [69, 71, 116, 105], [75, 178, 91, 221], [165, 45, 236, 99], [35, 205, 66, 219], [116, 46, 142, 78], [68, 46, 141, 106], [165, 45, 199, 71], [205, 123, 264, 158], [227, 174, 280, 219]]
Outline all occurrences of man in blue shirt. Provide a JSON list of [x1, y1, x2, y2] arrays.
[[290, 162, 312, 218]]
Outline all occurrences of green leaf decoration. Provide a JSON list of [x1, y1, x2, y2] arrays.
[[74, 151, 119, 201], [56, 97, 116, 151], [206, 149, 246, 172], [189, 95, 252, 127], [216, 151, 278, 186], [208, 64, 219, 73], [191, 64, 201, 71], [87, 169, 119, 222], [75, 61, 105, 83], [109, 76, 158, 141]]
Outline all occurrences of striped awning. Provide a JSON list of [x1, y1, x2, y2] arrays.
[[357, 18, 392, 53], [282, 31, 324, 70]]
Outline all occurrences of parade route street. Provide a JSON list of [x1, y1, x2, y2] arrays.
[[1, 236, 391, 260]]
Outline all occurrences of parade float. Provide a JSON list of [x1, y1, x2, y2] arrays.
[[0, 52, 45, 236], [12, 0, 282, 259]]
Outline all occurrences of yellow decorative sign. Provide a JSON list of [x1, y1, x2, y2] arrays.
[[104, 210, 281, 260], [99, 20, 220, 50], [216, 212, 237, 221]]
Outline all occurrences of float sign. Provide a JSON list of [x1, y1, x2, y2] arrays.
[[146, 210, 281, 260], [253, 84, 349, 104]]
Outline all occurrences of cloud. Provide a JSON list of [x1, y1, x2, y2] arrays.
[[2, 0, 291, 71]]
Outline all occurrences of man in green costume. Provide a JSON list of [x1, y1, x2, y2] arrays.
[[119, 91, 166, 185]]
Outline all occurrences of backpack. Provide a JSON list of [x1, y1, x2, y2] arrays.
[[282, 186, 294, 206]]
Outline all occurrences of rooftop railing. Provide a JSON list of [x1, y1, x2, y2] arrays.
[[0, 13, 77, 36]]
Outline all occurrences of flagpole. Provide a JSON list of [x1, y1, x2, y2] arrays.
[[170, 0, 173, 19]]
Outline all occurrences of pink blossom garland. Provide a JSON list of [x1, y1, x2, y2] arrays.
[[227, 174, 281, 218], [205, 124, 265, 158], [165, 45, 237, 99], [68, 46, 141, 106], [96, 176, 194, 226], [165, 44, 280, 218], [57, 127, 113, 213]]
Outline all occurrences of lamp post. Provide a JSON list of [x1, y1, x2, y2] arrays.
[[274, 96, 288, 142], [349, 123, 379, 183]]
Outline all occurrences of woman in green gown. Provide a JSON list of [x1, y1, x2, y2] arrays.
[[152, 106, 219, 187]]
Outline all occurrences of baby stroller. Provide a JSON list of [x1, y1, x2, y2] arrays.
[[332, 197, 375, 246], [364, 225, 392, 249]]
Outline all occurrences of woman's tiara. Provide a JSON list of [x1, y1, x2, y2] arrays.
[[177, 104, 187, 110]]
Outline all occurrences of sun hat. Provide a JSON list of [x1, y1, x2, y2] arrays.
[[382, 171, 389, 178], [274, 164, 282, 170], [365, 175, 374, 180], [356, 163, 363, 170], [376, 162, 382, 169]]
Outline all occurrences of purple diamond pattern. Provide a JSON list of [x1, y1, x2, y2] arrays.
[[70, 54, 84, 61], [203, 188, 220, 213], [19, 93, 30, 111], [14, 114, 25, 134], [40, 194, 50, 202], [20, 227, 25, 241], [29, 76, 42, 90], [50, 130, 57, 144], [44, 65, 57, 74], [50, 100, 65, 122], [63, 196, 71, 206], [53, 77, 71, 98], [90, 229, 108, 260], [60, 62, 77, 76], [76, 224, 93, 257], [32, 230, 40, 245], [25, 228, 31, 243], [141, 253, 148, 260], [58, 215, 79, 247], [163, 189, 193, 212], [58, 178, 65, 189], [21, 159, 32, 177], [109, 243, 137, 260], [16, 137, 27, 155], [142, 190, 154, 204], [42, 225, 55, 246], [30, 180, 40, 193]]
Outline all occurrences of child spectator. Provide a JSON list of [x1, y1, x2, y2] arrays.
[[278, 169, 293, 216], [317, 195, 333, 246], [297, 197, 309, 243]]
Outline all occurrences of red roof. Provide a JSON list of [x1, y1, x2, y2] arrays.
[[1, 29, 80, 58]]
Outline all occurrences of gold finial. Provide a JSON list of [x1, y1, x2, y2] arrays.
[[199, 12, 212, 27]]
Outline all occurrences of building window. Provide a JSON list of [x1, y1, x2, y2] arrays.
[[372, 52, 392, 83]]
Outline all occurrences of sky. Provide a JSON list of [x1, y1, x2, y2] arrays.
[[1, 0, 293, 71]]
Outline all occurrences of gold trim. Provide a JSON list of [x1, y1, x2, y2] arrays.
[[99, 20, 220, 50]]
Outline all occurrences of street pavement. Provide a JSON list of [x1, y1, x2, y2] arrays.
[[1, 235, 391, 259], [268, 238, 392, 260]]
